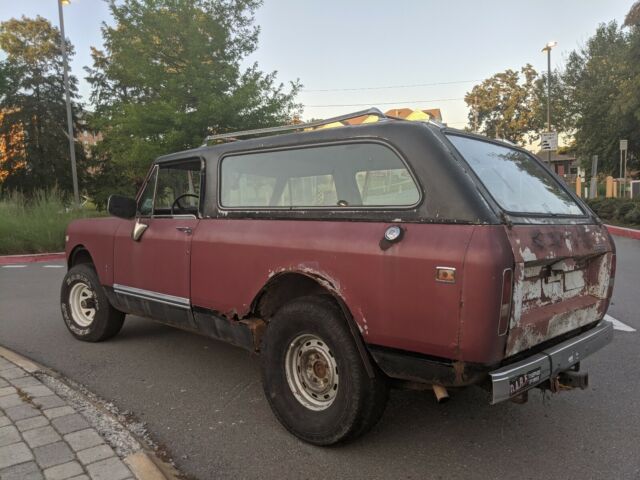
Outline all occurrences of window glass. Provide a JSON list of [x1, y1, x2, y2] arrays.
[[356, 168, 420, 206], [137, 168, 156, 216], [153, 162, 201, 216], [447, 135, 583, 215], [222, 173, 276, 207], [278, 175, 338, 207], [220, 143, 419, 208]]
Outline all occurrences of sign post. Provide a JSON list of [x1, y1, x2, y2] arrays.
[[540, 132, 558, 156], [620, 140, 628, 198], [589, 155, 598, 199]]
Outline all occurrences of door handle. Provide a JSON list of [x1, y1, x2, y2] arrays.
[[176, 226, 193, 235]]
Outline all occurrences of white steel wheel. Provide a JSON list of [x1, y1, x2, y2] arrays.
[[68, 282, 96, 327], [285, 333, 339, 411]]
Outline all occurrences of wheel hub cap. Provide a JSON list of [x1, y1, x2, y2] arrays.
[[285, 334, 339, 411], [69, 282, 96, 327]]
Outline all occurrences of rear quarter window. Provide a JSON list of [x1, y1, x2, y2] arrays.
[[447, 135, 583, 216], [219, 142, 420, 209]]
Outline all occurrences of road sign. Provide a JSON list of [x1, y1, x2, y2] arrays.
[[620, 140, 628, 151], [540, 132, 558, 151]]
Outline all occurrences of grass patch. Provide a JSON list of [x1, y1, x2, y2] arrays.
[[0, 190, 105, 255]]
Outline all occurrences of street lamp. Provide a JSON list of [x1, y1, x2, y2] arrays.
[[57, 0, 80, 207], [541, 41, 557, 164]]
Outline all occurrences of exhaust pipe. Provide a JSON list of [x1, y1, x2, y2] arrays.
[[432, 384, 449, 403]]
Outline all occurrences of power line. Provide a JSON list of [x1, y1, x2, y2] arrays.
[[303, 79, 481, 93], [306, 97, 465, 108]]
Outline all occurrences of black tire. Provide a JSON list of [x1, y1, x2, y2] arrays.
[[60, 264, 125, 342], [260, 295, 388, 445]]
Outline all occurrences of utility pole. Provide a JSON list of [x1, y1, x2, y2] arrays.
[[57, 0, 80, 207], [542, 41, 557, 164]]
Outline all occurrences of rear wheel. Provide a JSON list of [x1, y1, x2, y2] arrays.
[[61, 264, 125, 342], [260, 295, 388, 445]]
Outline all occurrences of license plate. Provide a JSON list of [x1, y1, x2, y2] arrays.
[[509, 368, 541, 396]]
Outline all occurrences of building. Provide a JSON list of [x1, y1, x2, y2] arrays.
[[343, 108, 443, 126], [536, 150, 579, 177]]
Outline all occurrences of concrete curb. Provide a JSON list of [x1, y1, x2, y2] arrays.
[[0, 252, 65, 265], [605, 224, 640, 240], [0, 345, 181, 480]]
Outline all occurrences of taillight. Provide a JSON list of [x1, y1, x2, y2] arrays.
[[497, 268, 513, 336], [607, 253, 616, 299]]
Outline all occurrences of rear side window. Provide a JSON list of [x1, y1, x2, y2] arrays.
[[447, 135, 583, 215], [220, 143, 420, 208]]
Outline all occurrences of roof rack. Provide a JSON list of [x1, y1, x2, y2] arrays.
[[200, 107, 389, 146]]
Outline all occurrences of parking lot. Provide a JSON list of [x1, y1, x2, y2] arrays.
[[1, 235, 638, 480]]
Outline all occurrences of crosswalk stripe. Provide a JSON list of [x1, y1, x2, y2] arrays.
[[604, 314, 636, 332]]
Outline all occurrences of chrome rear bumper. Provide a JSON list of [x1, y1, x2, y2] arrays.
[[489, 320, 613, 404]]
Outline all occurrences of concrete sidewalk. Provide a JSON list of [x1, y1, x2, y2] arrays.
[[0, 352, 169, 480]]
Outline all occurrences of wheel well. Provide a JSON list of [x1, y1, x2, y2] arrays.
[[68, 247, 94, 268], [253, 273, 328, 320], [252, 272, 376, 378]]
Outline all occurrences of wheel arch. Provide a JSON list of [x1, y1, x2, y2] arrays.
[[251, 271, 376, 378], [68, 245, 95, 269]]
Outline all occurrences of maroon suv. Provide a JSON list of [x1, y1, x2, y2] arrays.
[[61, 108, 615, 445]]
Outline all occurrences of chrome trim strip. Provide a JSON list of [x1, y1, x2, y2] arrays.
[[489, 320, 613, 404], [112, 283, 191, 309]]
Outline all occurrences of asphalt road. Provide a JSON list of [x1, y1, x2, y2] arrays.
[[1, 236, 639, 480]]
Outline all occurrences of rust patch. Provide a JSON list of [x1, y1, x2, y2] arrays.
[[239, 318, 267, 351], [453, 361, 466, 385]]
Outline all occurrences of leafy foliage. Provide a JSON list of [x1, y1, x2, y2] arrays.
[[464, 64, 543, 144], [87, 0, 301, 206], [0, 16, 86, 195], [562, 22, 635, 175]]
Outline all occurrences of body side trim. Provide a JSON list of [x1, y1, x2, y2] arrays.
[[112, 283, 191, 309]]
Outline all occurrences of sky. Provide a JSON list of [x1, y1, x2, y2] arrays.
[[0, 0, 634, 128]]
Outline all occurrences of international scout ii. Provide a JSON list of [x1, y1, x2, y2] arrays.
[[61, 108, 615, 445]]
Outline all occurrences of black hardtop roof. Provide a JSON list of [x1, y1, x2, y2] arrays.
[[153, 110, 529, 165], [154, 117, 444, 164]]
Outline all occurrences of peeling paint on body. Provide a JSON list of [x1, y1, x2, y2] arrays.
[[504, 224, 614, 357]]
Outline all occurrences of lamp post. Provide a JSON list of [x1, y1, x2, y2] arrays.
[[542, 41, 557, 164], [57, 0, 80, 207]]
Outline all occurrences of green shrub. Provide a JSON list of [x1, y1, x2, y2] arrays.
[[616, 201, 636, 220], [586, 197, 640, 228], [624, 207, 640, 226], [0, 189, 103, 255]]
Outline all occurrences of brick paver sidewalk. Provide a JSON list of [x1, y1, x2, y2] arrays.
[[0, 355, 135, 480]]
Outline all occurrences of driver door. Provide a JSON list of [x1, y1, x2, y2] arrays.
[[112, 159, 202, 327]]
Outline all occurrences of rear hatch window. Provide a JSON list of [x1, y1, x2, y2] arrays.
[[447, 135, 583, 216]]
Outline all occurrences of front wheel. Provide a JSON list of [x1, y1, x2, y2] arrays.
[[61, 264, 125, 342], [260, 295, 388, 445]]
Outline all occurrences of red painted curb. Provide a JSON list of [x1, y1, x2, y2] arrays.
[[0, 252, 65, 265], [605, 224, 640, 240]]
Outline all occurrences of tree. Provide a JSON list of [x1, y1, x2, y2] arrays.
[[618, 2, 640, 173], [464, 64, 542, 145], [87, 0, 301, 206], [0, 16, 86, 195], [562, 22, 635, 175]]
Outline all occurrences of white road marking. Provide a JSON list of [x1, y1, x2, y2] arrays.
[[605, 314, 636, 332], [1, 265, 26, 268], [43, 265, 64, 268]]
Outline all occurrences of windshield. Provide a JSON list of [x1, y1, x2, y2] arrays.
[[447, 135, 583, 216]]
